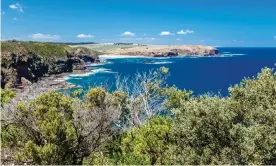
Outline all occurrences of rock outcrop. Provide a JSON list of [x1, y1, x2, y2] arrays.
[[105, 45, 219, 57], [1, 41, 101, 89]]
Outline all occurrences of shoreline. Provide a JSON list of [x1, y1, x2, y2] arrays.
[[38, 69, 94, 90], [11, 70, 93, 101]]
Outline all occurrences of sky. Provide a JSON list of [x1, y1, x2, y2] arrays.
[[1, 0, 276, 46]]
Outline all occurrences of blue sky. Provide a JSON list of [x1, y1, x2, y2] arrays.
[[1, 0, 276, 46]]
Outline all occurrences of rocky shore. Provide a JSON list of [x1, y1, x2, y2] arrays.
[[1, 41, 101, 89], [105, 45, 219, 57]]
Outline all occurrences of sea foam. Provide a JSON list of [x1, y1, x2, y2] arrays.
[[144, 61, 173, 65], [65, 68, 117, 80], [218, 53, 246, 57], [99, 55, 149, 59], [85, 62, 113, 67]]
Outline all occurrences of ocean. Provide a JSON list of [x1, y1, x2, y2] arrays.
[[62, 47, 276, 96]]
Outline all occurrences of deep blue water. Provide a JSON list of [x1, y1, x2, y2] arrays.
[[63, 47, 276, 96]]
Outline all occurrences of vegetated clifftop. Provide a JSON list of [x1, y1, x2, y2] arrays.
[[1, 41, 101, 89], [105, 45, 219, 57]]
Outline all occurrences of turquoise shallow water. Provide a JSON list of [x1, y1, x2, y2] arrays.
[[60, 47, 276, 96]]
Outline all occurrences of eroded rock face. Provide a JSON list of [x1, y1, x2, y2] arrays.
[[1, 50, 98, 88], [1, 41, 101, 89], [68, 48, 98, 63], [1, 53, 48, 88], [71, 58, 87, 70]]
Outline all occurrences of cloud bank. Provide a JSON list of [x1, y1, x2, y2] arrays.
[[160, 31, 172, 36], [77, 34, 94, 38], [177, 29, 194, 35], [30, 33, 60, 40], [9, 3, 24, 12], [121, 31, 135, 36]]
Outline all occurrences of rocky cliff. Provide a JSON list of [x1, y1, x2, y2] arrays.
[[1, 41, 101, 89], [105, 45, 218, 57]]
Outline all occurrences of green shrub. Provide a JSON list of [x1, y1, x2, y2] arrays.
[[0, 88, 16, 105], [171, 67, 276, 165], [1, 67, 275, 165]]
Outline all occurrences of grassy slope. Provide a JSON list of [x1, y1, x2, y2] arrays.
[[70, 44, 136, 52], [1, 41, 101, 57], [1, 41, 68, 57]]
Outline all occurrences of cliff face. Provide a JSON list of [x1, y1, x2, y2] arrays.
[[105, 45, 218, 57], [1, 41, 101, 89]]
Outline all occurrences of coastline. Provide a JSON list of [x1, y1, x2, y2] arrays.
[[10, 70, 93, 102], [103, 45, 219, 57]]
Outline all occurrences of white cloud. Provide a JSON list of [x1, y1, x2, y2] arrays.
[[177, 29, 194, 35], [160, 31, 172, 36], [77, 34, 94, 38], [13, 17, 17, 20], [30, 33, 60, 40], [9, 4, 17, 9], [176, 38, 181, 41], [9, 3, 24, 12], [121, 31, 135, 36]]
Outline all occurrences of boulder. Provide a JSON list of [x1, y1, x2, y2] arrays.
[[21, 77, 32, 87]]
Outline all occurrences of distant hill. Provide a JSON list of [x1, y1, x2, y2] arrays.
[[2, 40, 99, 46], [1, 40, 100, 57], [49, 42, 99, 45]]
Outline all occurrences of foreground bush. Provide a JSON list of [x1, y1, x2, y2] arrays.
[[103, 67, 276, 165], [1, 67, 276, 165], [1, 89, 127, 164], [171, 67, 276, 165]]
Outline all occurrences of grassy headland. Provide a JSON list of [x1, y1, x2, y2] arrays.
[[1, 40, 101, 89], [69, 44, 136, 52], [1, 41, 100, 57]]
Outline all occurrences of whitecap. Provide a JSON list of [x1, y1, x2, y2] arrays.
[[86, 62, 113, 67], [66, 68, 116, 79], [64, 77, 84, 80], [182, 54, 245, 58], [99, 54, 149, 59], [221, 53, 245, 56], [218, 53, 246, 57], [144, 61, 173, 65]]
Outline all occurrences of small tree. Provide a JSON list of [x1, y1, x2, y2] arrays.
[[115, 67, 169, 128]]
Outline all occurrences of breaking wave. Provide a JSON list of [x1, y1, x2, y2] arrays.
[[144, 61, 173, 65], [65, 68, 117, 80]]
